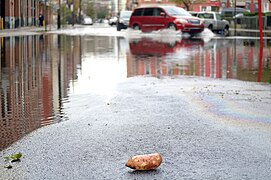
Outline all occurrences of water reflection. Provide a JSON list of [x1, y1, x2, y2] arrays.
[[0, 35, 81, 150], [0, 35, 125, 151], [0, 34, 271, 151], [128, 37, 271, 83]]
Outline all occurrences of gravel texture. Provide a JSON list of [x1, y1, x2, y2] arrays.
[[1, 77, 271, 180]]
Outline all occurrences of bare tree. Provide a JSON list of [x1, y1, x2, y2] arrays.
[[169, 0, 193, 11]]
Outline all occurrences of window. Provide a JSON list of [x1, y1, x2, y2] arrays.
[[143, 8, 154, 16], [198, 13, 214, 19], [153, 8, 164, 16], [216, 14, 221, 20], [206, 13, 214, 19], [133, 9, 143, 16], [224, 12, 233, 17], [211, 6, 219, 11]]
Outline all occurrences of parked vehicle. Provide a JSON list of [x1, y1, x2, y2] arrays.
[[109, 16, 118, 25], [220, 7, 250, 18], [129, 6, 204, 35], [95, 18, 108, 24], [82, 16, 93, 25], [117, 11, 133, 31], [195, 11, 230, 36]]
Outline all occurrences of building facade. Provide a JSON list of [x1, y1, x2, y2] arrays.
[[125, 0, 270, 12], [0, 34, 82, 151], [126, 0, 175, 10], [192, 0, 270, 12], [0, 0, 57, 30]]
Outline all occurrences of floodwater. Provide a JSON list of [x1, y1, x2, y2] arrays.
[[0, 33, 271, 151]]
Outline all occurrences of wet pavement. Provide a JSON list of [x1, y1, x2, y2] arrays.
[[0, 26, 271, 179]]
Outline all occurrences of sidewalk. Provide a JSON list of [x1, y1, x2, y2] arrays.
[[1, 25, 271, 37], [0, 26, 54, 37], [229, 27, 271, 33], [229, 28, 271, 37], [0, 25, 81, 37]]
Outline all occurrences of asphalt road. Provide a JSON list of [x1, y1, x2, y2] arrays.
[[1, 77, 271, 180]]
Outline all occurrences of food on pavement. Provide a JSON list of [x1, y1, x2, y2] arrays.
[[125, 153, 162, 170]]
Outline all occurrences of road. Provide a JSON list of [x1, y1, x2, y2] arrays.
[[0, 25, 271, 180]]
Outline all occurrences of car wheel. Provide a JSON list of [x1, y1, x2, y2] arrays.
[[168, 23, 177, 31], [223, 27, 229, 36], [208, 24, 213, 31], [117, 24, 121, 31], [167, 41, 176, 47], [133, 24, 140, 30]]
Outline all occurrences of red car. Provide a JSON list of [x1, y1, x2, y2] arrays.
[[129, 6, 204, 35]]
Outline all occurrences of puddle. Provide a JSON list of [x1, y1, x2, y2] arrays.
[[0, 33, 271, 151]]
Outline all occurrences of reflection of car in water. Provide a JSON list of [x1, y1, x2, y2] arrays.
[[82, 16, 93, 25], [128, 37, 204, 78], [109, 16, 118, 25], [129, 38, 204, 56]]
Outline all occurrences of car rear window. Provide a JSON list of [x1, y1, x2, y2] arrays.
[[198, 13, 214, 19], [223, 11, 233, 17], [221, 8, 249, 17]]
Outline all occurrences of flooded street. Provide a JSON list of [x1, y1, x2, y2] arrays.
[[0, 26, 271, 179]]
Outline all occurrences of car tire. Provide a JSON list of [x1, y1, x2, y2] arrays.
[[167, 23, 177, 31], [133, 24, 140, 30], [208, 24, 213, 31], [223, 27, 229, 36], [117, 24, 121, 31]]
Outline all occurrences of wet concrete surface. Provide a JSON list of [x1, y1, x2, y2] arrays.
[[0, 76, 271, 179], [1, 25, 271, 179]]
